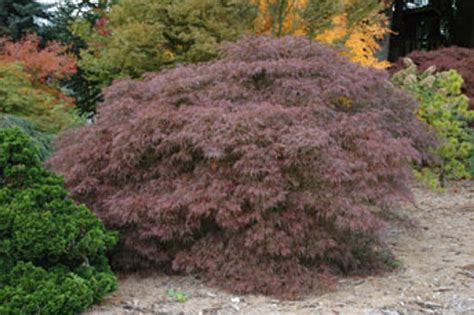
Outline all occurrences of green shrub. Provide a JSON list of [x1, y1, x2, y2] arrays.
[[468, 130, 474, 177], [392, 58, 474, 187], [0, 114, 52, 161], [0, 128, 117, 315]]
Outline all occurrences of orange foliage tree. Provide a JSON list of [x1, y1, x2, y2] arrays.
[[254, 0, 390, 68], [0, 34, 77, 84], [0, 35, 81, 133]]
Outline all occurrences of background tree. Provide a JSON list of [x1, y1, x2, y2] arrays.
[[42, 0, 116, 115], [388, 0, 459, 61], [0, 0, 48, 41], [0, 35, 82, 133], [67, 0, 390, 113], [255, 0, 390, 68], [73, 0, 258, 87], [0, 34, 76, 84], [42, 0, 115, 54]]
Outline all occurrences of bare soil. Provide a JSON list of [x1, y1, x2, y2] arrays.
[[87, 182, 474, 315]]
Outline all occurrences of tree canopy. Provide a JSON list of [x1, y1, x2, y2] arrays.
[[255, 0, 390, 68], [0, 0, 48, 41], [74, 0, 258, 87]]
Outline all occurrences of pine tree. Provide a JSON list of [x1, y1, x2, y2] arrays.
[[0, 0, 48, 41], [42, 0, 115, 115]]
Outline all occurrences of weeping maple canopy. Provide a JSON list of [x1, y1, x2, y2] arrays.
[[49, 37, 435, 298]]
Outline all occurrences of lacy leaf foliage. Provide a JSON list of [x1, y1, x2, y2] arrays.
[[0, 128, 117, 314], [49, 37, 435, 298]]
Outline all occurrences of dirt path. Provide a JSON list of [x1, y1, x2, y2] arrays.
[[87, 182, 474, 315]]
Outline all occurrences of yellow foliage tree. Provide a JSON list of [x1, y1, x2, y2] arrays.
[[254, 0, 390, 69]]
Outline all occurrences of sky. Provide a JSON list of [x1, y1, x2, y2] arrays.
[[38, 0, 59, 11]]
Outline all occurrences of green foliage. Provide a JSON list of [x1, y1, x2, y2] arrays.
[[74, 0, 258, 87], [0, 61, 83, 133], [42, 0, 115, 54], [0, 128, 118, 315], [298, 0, 343, 39], [392, 59, 474, 186], [468, 129, 474, 177], [166, 289, 189, 303], [43, 0, 116, 115], [0, 0, 48, 41], [0, 262, 116, 315], [0, 114, 51, 161], [343, 0, 384, 40]]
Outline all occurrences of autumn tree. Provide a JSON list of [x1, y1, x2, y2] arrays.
[[255, 0, 390, 68], [42, 0, 116, 114], [0, 34, 76, 84], [42, 0, 115, 53], [73, 0, 258, 87], [71, 0, 390, 114], [0, 35, 81, 133]]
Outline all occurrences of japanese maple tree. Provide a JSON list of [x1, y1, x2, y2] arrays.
[[49, 37, 435, 298]]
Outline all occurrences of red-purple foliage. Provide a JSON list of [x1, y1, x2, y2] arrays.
[[48, 37, 435, 298], [391, 46, 474, 110]]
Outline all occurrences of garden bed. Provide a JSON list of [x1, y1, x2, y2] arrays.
[[87, 182, 473, 315]]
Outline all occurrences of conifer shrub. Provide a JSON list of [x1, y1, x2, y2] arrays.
[[0, 114, 52, 161], [391, 46, 474, 111], [392, 59, 474, 185], [0, 128, 117, 314], [49, 37, 436, 298]]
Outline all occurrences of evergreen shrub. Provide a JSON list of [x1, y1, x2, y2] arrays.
[[0, 128, 117, 314], [392, 46, 474, 111], [392, 59, 474, 185], [49, 37, 436, 298], [0, 114, 52, 161]]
